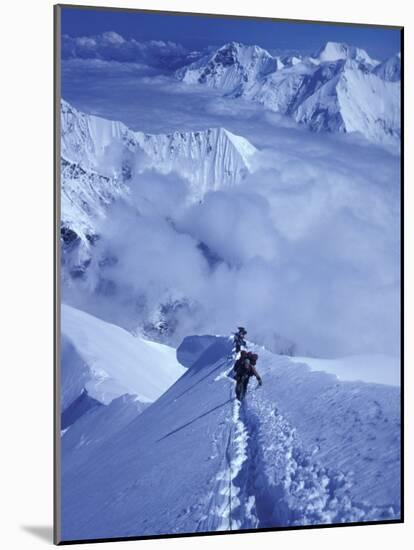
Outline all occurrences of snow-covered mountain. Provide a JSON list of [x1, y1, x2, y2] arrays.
[[136, 126, 256, 196], [60, 335, 400, 540], [61, 100, 256, 232], [61, 99, 256, 197], [60, 100, 256, 280], [175, 41, 400, 147], [175, 41, 279, 91], [294, 66, 400, 143]]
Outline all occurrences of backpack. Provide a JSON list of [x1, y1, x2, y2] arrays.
[[234, 357, 253, 379]]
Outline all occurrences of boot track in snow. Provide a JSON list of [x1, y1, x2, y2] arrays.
[[197, 365, 399, 532]]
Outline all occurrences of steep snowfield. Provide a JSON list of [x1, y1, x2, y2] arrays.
[[335, 68, 400, 146], [61, 304, 185, 406], [293, 65, 400, 147], [61, 336, 400, 541], [136, 127, 256, 197], [293, 74, 344, 132], [61, 99, 132, 172], [175, 41, 400, 147]]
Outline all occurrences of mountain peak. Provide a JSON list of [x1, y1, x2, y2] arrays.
[[217, 41, 267, 52], [212, 41, 274, 65], [176, 41, 276, 93], [316, 41, 377, 66]]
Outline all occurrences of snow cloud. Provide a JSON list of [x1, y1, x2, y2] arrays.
[[75, 134, 399, 359]]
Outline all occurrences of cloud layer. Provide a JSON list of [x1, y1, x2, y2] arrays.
[[62, 32, 200, 71], [61, 58, 400, 359]]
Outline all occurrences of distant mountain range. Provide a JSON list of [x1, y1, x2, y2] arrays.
[[175, 41, 401, 147]]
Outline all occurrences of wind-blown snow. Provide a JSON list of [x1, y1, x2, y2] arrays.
[[61, 336, 400, 540]]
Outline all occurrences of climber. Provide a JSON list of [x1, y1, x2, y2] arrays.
[[233, 326, 247, 354], [233, 351, 262, 402]]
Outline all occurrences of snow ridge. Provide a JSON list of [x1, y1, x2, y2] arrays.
[[61, 100, 256, 204], [60, 336, 400, 540], [197, 369, 257, 532]]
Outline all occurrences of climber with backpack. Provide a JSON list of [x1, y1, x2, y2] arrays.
[[233, 351, 262, 402]]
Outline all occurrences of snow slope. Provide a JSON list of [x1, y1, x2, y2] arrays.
[[61, 335, 400, 541], [335, 67, 400, 145], [61, 304, 185, 406]]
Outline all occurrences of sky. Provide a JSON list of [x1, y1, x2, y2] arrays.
[[60, 6, 401, 60]]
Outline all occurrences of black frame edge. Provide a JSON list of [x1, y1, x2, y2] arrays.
[[57, 519, 404, 546]]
